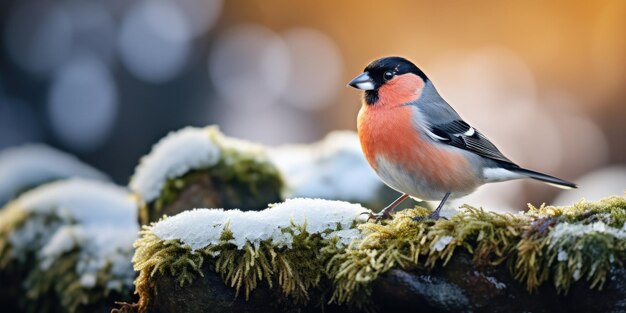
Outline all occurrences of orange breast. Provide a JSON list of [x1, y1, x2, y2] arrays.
[[357, 104, 477, 192]]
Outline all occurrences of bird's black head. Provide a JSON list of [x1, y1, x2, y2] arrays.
[[348, 56, 428, 104]]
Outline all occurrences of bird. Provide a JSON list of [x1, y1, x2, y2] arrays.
[[347, 56, 577, 221]]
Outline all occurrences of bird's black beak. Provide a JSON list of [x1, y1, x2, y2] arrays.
[[348, 72, 375, 90]]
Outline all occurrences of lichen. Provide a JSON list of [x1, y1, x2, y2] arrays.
[[132, 195, 626, 311]]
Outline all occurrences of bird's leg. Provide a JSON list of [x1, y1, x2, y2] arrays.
[[363, 193, 409, 222], [413, 191, 451, 221]]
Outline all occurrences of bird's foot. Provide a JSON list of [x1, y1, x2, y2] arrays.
[[412, 211, 446, 221], [361, 210, 393, 223]]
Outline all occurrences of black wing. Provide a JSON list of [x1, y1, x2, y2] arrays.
[[426, 120, 516, 165]]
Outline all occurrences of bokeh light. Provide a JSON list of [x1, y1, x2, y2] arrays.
[[4, 2, 73, 75], [216, 106, 316, 145], [172, 0, 223, 38], [65, 1, 116, 65], [553, 166, 626, 206], [208, 24, 290, 111], [0, 0, 623, 207], [118, 0, 192, 83], [281, 28, 343, 110], [590, 0, 626, 102], [47, 54, 118, 152]]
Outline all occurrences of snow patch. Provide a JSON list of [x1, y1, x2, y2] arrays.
[[557, 250, 569, 262], [0, 144, 107, 205], [129, 126, 269, 203], [80, 273, 97, 288], [39, 226, 81, 270], [129, 127, 221, 203], [152, 198, 369, 251], [550, 221, 626, 245], [432, 236, 454, 252], [15, 179, 138, 228], [4, 179, 138, 293]]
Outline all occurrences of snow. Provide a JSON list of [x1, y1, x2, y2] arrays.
[[550, 221, 626, 270], [129, 126, 269, 204], [129, 127, 221, 203], [5, 179, 138, 291], [484, 275, 507, 290], [80, 273, 97, 288], [16, 179, 138, 228], [432, 235, 454, 252], [573, 264, 582, 281], [40, 226, 81, 270], [269, 131, 383, 202], [549, 221, 626, 245], [0, 144, 107, 205], [152, 198, 370, 251]]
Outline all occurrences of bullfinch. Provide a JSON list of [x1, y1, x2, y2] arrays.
[[348, 56, 576, 221]]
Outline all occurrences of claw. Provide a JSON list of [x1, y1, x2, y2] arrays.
[[413, 192, 451, 222], [361, 210, 393, 223]]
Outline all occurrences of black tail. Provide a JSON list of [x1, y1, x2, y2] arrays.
[[512, 167, 578, 189]]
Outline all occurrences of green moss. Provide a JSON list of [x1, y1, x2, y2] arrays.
[[326, 205, 527, 307], [23, 248, 134, 313], [329, 196, 626, 308], [133, 215, 358, 312], [0, 205, 29, 268], [526, 196, 626, 226], [0, 206, 64, 269], [140, 129, 285, 225], [0, 206, 36, 311], [133, 195, 626, 311], [515, 196, 626, 292], [0, 205, 134, 313]]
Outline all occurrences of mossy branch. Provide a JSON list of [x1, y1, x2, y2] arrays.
[[133, 196, 626, 311], [133, 220, 339, 312]]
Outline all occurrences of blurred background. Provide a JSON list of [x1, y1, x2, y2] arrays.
[[0, 0, 624, 210]]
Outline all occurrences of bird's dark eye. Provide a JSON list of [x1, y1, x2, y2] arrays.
[[383, 71, 394, 81]]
